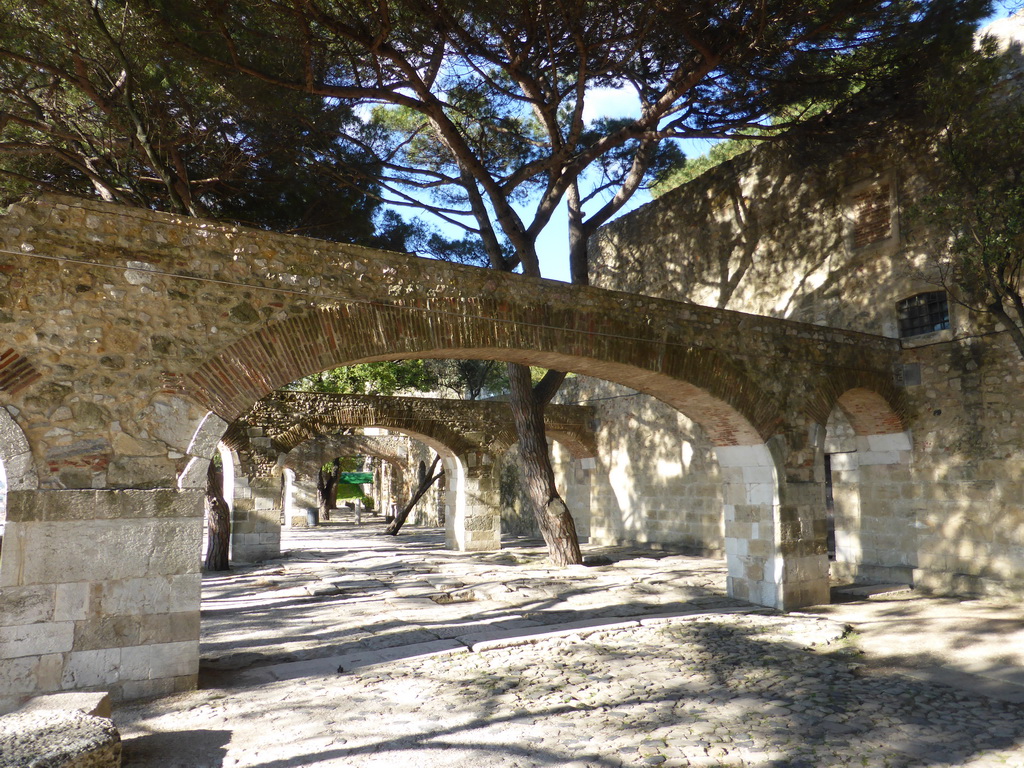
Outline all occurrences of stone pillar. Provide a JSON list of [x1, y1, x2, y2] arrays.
[[444, 453, 501, 552], [776, 479, 831, 610], [283, 470, 318, 528], [231, 475, 282, 562], [0, 489, 202, 707], [715, 443, 830, 611]]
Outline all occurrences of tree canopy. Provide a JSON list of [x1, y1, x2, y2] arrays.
[[0, 0, 405, 246], [155, 0, 989, 281], [910, 36, 1024, 356], [288, 360, 438, 396]]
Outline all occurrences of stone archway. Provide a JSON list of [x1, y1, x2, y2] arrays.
[[0, 406, 37, 494], [0, 407, 37, 571], [0, 407, 36, 571], [0, 194, 908, 702], [277, 433, 434, 530], [822, 387, 914, 586]]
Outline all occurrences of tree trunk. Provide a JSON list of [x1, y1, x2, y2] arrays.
[[316, 459, 340, 522], [990, 298, 1024, 358], [506, 362, 582, 566], [205, 460, 230, 571], [384, 454, 443, 536]]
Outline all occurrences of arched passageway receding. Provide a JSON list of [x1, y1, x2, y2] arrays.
[[0, 195, 911, 705], [278, 432, 444, 532], [822, 387, 913, 586]]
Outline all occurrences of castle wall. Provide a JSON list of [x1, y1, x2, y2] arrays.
[[557, 378, 724, 555], [589, 116, 1024, 597]]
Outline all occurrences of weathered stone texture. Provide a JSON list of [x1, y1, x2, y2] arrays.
[[590, 93, 1024, 597], [0, 709, 121, 768], [0, 491, 201, 702]]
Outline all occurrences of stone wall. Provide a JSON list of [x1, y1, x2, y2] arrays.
[[0, 185, 915, 702], [589, 84, 1024, 596], [497, 439, 592, 540], [0, 490, 201, 707], [559, 378, 725, 555]]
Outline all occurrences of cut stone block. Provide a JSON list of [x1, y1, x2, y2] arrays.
[[18, 691, 113, 719], [0, 709, 121, 768]]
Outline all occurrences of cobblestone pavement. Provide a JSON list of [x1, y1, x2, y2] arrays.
[[115, 522, 1024, 767]]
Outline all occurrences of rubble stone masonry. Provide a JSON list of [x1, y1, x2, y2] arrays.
[[589, 102, 1024, 598], [0, 189, 907, 702]]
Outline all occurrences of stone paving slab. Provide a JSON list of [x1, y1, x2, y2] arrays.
[[116, 609, 1024, 768], [461, 618, 646, 652], [239, 639, 471, 683], [116, 523, 1024, 767]]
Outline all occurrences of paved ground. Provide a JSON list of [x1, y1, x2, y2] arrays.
[[114, 518, 1024, 767]]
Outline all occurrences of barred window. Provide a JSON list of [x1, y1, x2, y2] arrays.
[[897, 291, 949, 338]]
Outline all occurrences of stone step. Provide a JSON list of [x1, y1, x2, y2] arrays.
[[17, 692, 112, 719], [0, 710, 120, 768]]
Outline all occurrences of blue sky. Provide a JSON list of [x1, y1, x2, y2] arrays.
[[404, 3, 1021, 283], [529, 4, 1024, 282]]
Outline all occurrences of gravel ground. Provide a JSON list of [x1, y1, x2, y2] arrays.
[[113, 522, 1024, 768]]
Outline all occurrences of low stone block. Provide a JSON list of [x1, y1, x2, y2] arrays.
[[0, 622, 74, 659], [19, 691, 112, 719], [120, 641, 198, 681], [0, 657, 40, 701], [94, 577, 172, 617], [60, 650, 120, 691], [0, 710, 121, 768], [73, 616, 141, 652], [54, 583, 90, 623]]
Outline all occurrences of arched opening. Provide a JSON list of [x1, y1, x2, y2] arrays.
[[179, 313, 790, 606], [823, 387, 913, 587], [277, 428, 451, 534], [179, 302, 778, 447], [0, 407, 36, 577], [200, 442, 235, 567], [551, 376, 790, 607]]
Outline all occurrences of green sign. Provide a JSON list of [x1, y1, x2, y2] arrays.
[[338, 472, 373, 484]]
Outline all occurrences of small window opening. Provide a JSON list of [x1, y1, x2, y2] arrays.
[[852, 183, 892, 248], [897, 291, 950, 338]]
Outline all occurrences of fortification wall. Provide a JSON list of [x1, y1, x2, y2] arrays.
[[588, 103, 1024, 596]]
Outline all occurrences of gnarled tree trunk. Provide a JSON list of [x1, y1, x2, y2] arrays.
[[205, 459, 230, 571], [507, 362, 582, 566], [384, 454, 443, 536], [316, 459, 341, 522]]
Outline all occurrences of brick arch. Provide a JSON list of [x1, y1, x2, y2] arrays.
[[271, 407, 480, 459], [540, 429, 595, 460], [282, 435, 411, 476], [176, 304, 777, 447], [803, 370, 908, 436]]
